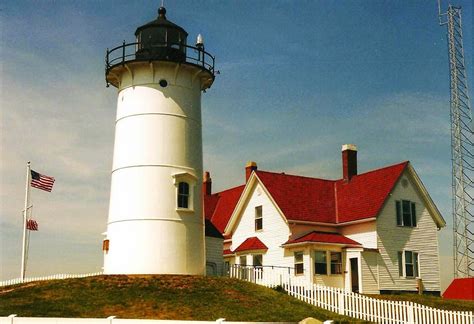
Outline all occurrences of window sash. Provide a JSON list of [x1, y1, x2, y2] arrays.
[[400, 250, 419, 278], [255, 206, 263, 231], [294, 252, 304, 275], [330, 252, 342, 274], [314, 251, 327, 275], [396, 200, 416, 227], [253, 254, 262, 267], [177, 182, 190, 208]]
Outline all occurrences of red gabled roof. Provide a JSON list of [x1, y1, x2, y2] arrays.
[[204, 185, 245, 233], [256, 161, 408, 224], [205, 161, 409, 233], [443, 278, 474, 300], [256, 171, 336, 223], [283, 231, 362, 247], [335, 162, 408, 223], [223, 249, 234, 256], [234, 237, 268, 253]]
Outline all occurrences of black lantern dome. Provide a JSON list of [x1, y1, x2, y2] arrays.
[[135, 6, 188, 62], [105, 6, 215, 89]]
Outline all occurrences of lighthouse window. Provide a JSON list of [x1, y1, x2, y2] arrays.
[[177, 182, 190, 209], [159, 79, 168, 88]]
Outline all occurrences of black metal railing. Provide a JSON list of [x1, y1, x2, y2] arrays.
[[105, 41, 215, 79]]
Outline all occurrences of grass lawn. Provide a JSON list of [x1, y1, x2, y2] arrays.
[[368, 293, 474, 312], [0, 275, 369, 323]]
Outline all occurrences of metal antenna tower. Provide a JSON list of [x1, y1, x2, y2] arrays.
[[438, 2, 474, 278]]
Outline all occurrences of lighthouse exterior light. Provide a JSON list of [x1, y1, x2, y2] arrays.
[[103, 7, 215, 275]]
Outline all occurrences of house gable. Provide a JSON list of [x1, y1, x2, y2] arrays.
[[227, 175, 291, 267], [376, 167, 442, 292], [225, 172, 288, 236]]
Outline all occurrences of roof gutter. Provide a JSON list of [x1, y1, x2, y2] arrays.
[[281, 242, 362, 248], [288, 217, 376, 227]]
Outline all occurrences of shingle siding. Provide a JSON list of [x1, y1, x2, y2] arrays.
[[206, 236, 224, 276]]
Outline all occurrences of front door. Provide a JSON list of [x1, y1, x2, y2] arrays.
[[350, 258, 359, 293]]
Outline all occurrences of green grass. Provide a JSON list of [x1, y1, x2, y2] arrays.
[[0, 275, 368, 323], [367, 293, 474, 312]]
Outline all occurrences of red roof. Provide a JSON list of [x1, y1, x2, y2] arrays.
[[234, 237, 268, 253], [223, 249, 234, 255], [283, 231, 362, 247], [204, 185, 245, 233], [443, 278, 474, 300], [256, 171, 336, 223], [255, 162, 408, 224], [335, 162, 408, 223], [205, 161, 408, 232]]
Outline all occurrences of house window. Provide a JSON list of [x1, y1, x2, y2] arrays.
[[396, 200, 417, 227], [255, 206, 263, 231], [253, 254, 263, 267], [314, 251, 327, 275], [239, 256, 247, 266], [330, 252, 342, 274], [177, 182, 189, 208], [294, 251, 304, 275], [398, 250, 419, 278]]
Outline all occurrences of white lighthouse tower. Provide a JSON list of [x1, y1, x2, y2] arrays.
[[102, 6, 215, 275]]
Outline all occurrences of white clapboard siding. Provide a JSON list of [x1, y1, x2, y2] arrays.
[[340, 221, 377, 249], [231, 183, 292, 270], [361, 251, 379, 294], [229, 266, 473, 324], [377, 171, 441, 292]]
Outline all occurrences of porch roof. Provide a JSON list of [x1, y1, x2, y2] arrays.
[[223, 248, 234, 256], [282, 231, 362, 247], [234, 237, 268, 253]]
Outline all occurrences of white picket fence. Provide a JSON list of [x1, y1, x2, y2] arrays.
[[0, 272, 103, 287], [229, 266, 474, 324]]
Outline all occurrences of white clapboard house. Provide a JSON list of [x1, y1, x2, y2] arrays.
[[204, 145, 445, 295]]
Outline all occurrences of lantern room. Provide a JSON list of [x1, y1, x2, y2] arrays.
[[135, 7, 188, 62]]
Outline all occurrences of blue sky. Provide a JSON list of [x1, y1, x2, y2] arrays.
[[1, 0, 472, 292]]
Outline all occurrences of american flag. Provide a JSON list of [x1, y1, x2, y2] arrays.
[[27, 219, 38, 231], [30, 170, 55, 192]]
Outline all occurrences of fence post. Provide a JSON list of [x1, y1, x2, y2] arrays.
[[337, 291, 345, 315], [8, 314, 17, 324], [407, 302, 415, 324], [107, 315, 116, 324]]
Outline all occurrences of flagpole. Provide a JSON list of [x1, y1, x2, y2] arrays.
[[21, 161, 31, 280]]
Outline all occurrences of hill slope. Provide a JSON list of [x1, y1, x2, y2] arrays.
[[0, 275, 365, 322]]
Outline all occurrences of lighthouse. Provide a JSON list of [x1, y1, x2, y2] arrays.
[[102, 6, 215, 275]]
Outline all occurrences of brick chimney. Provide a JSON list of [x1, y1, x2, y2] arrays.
[[245, 161, 258, 182], [203, 171, 212, 196], [342, 144, 357, 181]]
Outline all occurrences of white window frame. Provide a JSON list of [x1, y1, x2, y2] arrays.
[[330, 251, 343, 275], [172, 172, 197, 212], [396, 200, 417, 227], [252, 254, 263, 267], [398, 250, 420, 278], [294, 251, 304, 275], [314, 250, 328, 275], [255, 205, 263, 231]]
